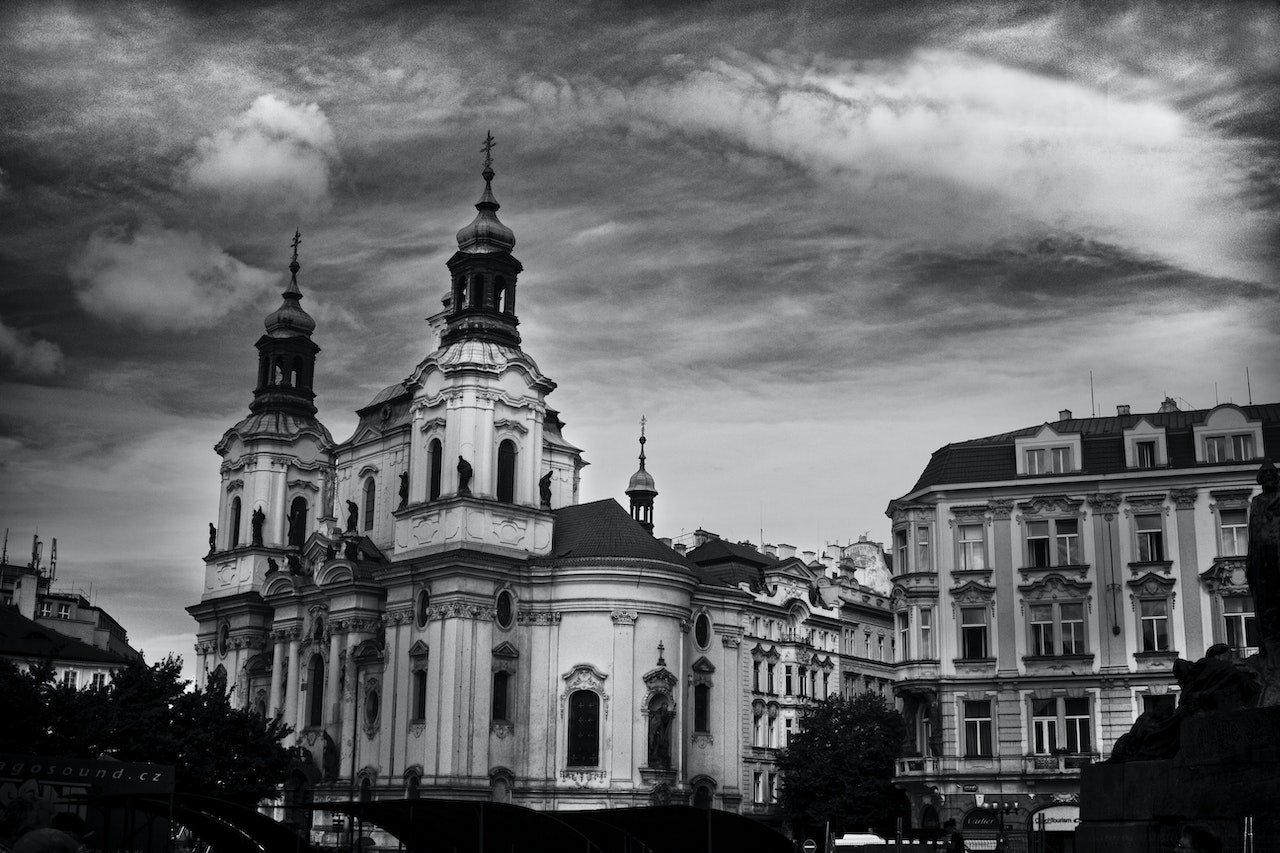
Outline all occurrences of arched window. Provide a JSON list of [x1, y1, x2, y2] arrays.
[[307, 654, 325, 727], [362, 478, 376, 532], [288, 496, 308, 548], [567, 690, 600, 766], [412, 670, 427, 720], [470, 275, 484, 309], [494, 276, 507, 312], [492, 671, 510, 722], [291, 356, 304, 388], [428, 439, 443, 501], [694, 683, 710, 733], [230, 497, 242, 547], [496, 440, 517, 503], [406, 773, 420, 800], [693, 783, 714, 809], [359, 777, 372, 802]]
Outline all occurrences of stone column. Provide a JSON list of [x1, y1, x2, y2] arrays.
[[1089, 493, 1126, 672], [326, 625, 343, 728], [340, 640, 359, 781], [269, 631, 286, 715], [284, 632, 301, 743], [1171, 488, 1204, 657], [610, 610, 638, 781], [274, 460, 289, 546], [989, 500, 1017, 674]]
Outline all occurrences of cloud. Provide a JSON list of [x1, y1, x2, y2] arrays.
[[185, 94, 339, 210], [68, 223, 277, 331], [0, 314, 64, 377]]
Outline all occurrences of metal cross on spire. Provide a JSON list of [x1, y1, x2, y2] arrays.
[[481, 130, 496, 170], [290, 229, 302, 263]]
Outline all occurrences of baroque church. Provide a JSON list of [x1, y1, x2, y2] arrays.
[[188, 142, 895, 832]]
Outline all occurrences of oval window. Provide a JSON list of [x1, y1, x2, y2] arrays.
[[416, 589, 430, 628], [496, 590, 514, 629], [218, 623, 230, 657], [365, 687, 380, 723], [694, 613, 712, 649]]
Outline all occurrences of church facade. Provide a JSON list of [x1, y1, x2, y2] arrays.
[[187, 146, 894, 836]]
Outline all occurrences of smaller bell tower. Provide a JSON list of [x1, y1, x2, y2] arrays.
[[626, 417, 658, 534]]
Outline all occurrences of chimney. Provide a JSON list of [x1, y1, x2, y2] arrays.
[[1059, 409, 1072, 421], [659, 537, 672, 548], [763, 544, 777, 558], [801, 550, 816, 563], [1117, 404, 1131, 416], [673, 543, 687, 555], [692, 529, 718, 547], [1159, 397, 1179, 413], [776, 543, 796, 560], [824, 544, 843, 561]]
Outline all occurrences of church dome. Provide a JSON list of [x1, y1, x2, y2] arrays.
[[455, 166, 516, 254], [627, 466, 657, 495], [265, 258, 316, 337]]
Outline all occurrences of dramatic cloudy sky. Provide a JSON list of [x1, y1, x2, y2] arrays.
[[1, 1, 1277, 674]]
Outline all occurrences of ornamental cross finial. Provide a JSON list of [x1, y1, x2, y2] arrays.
[[481, 131, 496, 170], [290, 229, 302, 263], [640, 414, 646, 437]]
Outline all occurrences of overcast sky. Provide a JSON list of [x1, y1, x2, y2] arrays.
[[1, 1, 1277, 676]]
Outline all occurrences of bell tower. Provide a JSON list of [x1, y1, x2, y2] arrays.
[[251, 230, 320, 417], [626, 417, 658, 534]]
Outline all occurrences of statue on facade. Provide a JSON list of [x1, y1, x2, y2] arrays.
[[457, 456, 473, 496], [1247, 460, 1280, 656], [286, 553, 303, 575], [345, 500, 359, 533], [398, 471, 409, 509], [539, 470, 553, 509], [344, 539, 359, 561], [648, 698, 676, 769], [321, 469, 335, 520], [322, 732, 339, 781], [251, 507, 266, 546], [208, 523, 217, 554], [287, 504, 303, 548], [267, 557, 279, 573]]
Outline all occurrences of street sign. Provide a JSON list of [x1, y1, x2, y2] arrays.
[[803, 840, 817, 853]]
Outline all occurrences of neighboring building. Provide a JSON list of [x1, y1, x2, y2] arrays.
[[887, 400, 1278, 851], [186, 146, 894, 844]]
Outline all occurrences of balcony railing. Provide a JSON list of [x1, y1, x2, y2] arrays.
[[1023, 752, 1100, 773], [896, 753, 1100, 778]]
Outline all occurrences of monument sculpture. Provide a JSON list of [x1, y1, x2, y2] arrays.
[[251, 507, 265, 546], [345, 500, 359, 533], [539, 470, 553, 509], [208, 523, 216, 553], [398, 471, 409, 509], [457, 456, 473, 495]]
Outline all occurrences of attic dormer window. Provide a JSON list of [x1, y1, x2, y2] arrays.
[[1026, 447, 1071, 475]]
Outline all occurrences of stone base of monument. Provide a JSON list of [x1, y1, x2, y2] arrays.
[[1076, 706, 1280, 852]]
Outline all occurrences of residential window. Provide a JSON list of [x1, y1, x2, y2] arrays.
[[37, 601, 53, 618], [1030, 605, 1055, 656], [1232, 434, 1255, 461], [1135, 440, 1157, 468], [1055, 519, 1080, 565], [1025, 518, 1082, 568], [1143, 694, 1175, 716], [897, 612, 911, 662], [753, 772, 764, 804], [1026, 447, 1071, 474], [920, 608, 935, 658], [753, 660, 761, 692], [1220, 510, 1248, 557], [963, 700, 993, 757], [1205, 436, 1227, 463], [1224, 597, 1258, 658], [1051, 447, 1072, 472], [766, 663, 776, 694], [1135, 515, 1165, 562], [877, 635, 885, 661], [767, 714, 777, 748], [784, 717, 794, 746], [91, 672, 106, 689], [57, 602, 71, 620], [1139, 599, 1170, 652], [1028, 602, 1087, 656], [1027, 521, 1051, 567], [566, 690, 600, 766], [784, 666, 793, 696], [1064, 698, 1091, 753], [863, 632, 872, 658], [822, 671, 830, 697], [894, 529, 909, 574], [694, 683, 710, 732], [1060, 603, 1086, 654], [63, 670, 78, 689], [1032, 698, 1058, 754], [958, 524, 986, 572], [960, 607, 989, 659], [916, 526, 931, 572], [753, 708, 764, 746], [768, 772, 778, 802]]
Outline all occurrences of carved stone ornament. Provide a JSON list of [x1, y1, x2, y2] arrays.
[[517, 609, 563, 626], [952, 504, 990, 524], [1199, 558, 1249, 596], [1018, 573, 1093, 602], [641, 666, 679, 711], [560, 769, 607, 787], [987, 499, 1015, 520], [226, 478, 245, 493], [491, 720, 515, 739], [721, 634, 742, 649], [1209, 489, 1253, 511], [1087, 492, 1122, 519], [610, 610, 639, 626], [690, 656, 715, 688], [692, 732, 713, 749], [561, 663, 609, 718], [492, 641, 519, 674], [1169, 488, 1198, 510], [949, 579, 997, 606], [1017, 495, 1085, 518], [1123, 494, 1169, 518], [1127, 571, 1177, 608], [408, 722, 425, 739]]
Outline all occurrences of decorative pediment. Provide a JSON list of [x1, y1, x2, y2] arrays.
[[1123, 494, 1168, 517], [263, 574, 302, 598], [643, 666, 678, 692], [1017, 495, 1084, 518], [351, 638, 384, 663], [243, 653, 271, 675], [1200, 558, 1249, 595], [887, 501, 936, 525], [226, 478, 245, 492], [1127, 571, 1177, 597], [750, 643, 781, 662], [949, 580, 996, 605], [287, 478, 319, 493], [691, 656, 715, 674], [408, 640, 430, 658], [419, 417, 446, 433], [1209, 489, 1253, 511], [950, 504, 990, 524], [561, 663, 609, 719], [493, 641, 520, 660], [1018, 573, 1093, 601], [493, 418, 529, 435]]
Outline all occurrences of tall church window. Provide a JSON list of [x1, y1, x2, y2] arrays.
[[694, 683, 710, 733], [288, 497, 308, 548], [362, 478, 376, 532], [412, 670, 427, 720], [492, 671, 510, 722], [230, 497, 242, 547], [497, 440, 517, 503], [428, 439, 443, 500], [566, 690, 600, 766], [307, 654, 324, 727]]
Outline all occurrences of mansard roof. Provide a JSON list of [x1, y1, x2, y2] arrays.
[[0, 606, 131, 666], [907, 402, 1280, 493], [686, 538, 776, 590], [548, 499, 694, 567]]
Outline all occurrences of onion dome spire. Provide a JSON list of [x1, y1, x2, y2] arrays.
[[455, 131, 516, 254], [627, 416, 658, 533], [264, 229, 316, 338]]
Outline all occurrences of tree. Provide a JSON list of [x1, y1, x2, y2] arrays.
[[776, 693, 909, 840], [0, 655, 292, 806]]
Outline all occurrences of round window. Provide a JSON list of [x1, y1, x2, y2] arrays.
[[496, 590, 514, 629], [416, 589, 430, 628], [694, 613, 711, 649], [365, 687, 380, 723], [218, 623, 230, 657]]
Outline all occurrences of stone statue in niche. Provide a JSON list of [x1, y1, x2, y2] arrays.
[[322, 731, 339, 781], [647, 696, 675, 769], [1247, 460, 1280, 655], [251, 507, 266, 546], [321, 470, 335, 519], [457, 456, 473, 496], [398, 472, 409, 509], [208, 523, 217, 554], [345, 500, 359, 533], [539, 470, 553, 509]]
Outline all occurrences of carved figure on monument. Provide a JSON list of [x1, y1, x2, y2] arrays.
[[457, 456, 473, 495], [398, 472, 409, 509], [321, 470, 335, 519], [286, 553, 303, 575], [251, 507, 266, 546], [345, 500, 359, 533], [267, 557, 279, 574], [539, 470, 553, 509], [1247, 460, 1280, 655], [208, 523, 217, 554], [647, 696, 675, 769], [344, 539, 359, 561], [322, 731, 339, 781]]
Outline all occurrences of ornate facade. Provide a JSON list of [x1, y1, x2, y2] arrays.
[[887, 400, 1279, 851]]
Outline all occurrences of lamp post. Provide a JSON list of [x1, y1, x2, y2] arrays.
[[979, 801, 1019, 852]]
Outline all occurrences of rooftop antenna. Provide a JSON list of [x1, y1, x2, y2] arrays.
[[1089, 371, 1096, 417], [1, 528, 7, 564], [1215, 383, 1220, 406], [30, 533, 41, 571], [1247, 367, 1253, 405], [49, 538, 57, 584]]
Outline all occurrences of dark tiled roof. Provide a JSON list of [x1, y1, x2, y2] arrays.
[[686, 539, 777, 591], [686, 539, 776, 568], [548, 500, 694, 567], [907, 402, 1280, 493], [0, 606, 130, 665]]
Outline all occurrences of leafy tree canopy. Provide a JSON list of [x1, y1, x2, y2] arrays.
[[0, 655, 292, 806], [776, 692, 909, 839]]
